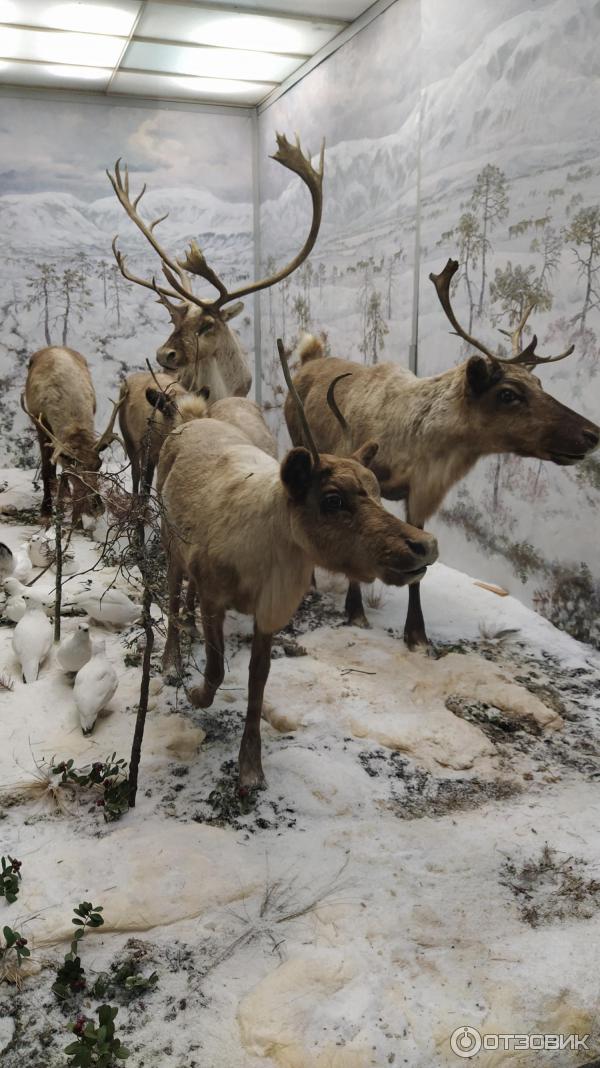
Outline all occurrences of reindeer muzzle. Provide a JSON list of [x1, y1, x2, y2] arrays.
[[379, 532, 438, 588]]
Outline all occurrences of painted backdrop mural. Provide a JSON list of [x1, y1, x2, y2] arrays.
[[0, 95, 254, 466], [258, 0, 600, 647]]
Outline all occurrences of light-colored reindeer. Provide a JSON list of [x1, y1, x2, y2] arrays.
[[106, 133, 324, 399], [157, 341, 438, 790], [286, 258, 600, 646], [23, 346, 123, 525]]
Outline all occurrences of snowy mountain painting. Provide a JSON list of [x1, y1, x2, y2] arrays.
[[0, 97, 255, 467], [257, 0, 600, 646]]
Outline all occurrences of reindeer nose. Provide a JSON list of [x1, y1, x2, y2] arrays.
[[583, 426, 599, 449], [407, 533, 439, 564]]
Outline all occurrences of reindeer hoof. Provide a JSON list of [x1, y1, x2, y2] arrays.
[[190, 685, 215, 709], [346, 612, 371, 629], [404, 629, 429, 651], [238, 767, 266, 794]]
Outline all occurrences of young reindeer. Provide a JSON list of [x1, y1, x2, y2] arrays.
[[158, 340, 438, 790], [106, 132, 325, 401], [286, 258, 599, 647], [23, 346, 124, 525], [119, 375, 277, 493]]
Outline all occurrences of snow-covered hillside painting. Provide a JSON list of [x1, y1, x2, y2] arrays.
[[418, 0, 600, 647], [258, 0, 600, 647], [0, 96, 254, 466], [257, 0, 420, 444]]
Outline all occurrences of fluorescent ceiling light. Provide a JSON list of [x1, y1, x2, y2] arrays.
[[0, 1, 140, 35], [0, 27, 124, 66], [0, 57, 111, 86], [112, 69, 271, 104], [124, 40, 297, 82], [137, 4, 342, 54]]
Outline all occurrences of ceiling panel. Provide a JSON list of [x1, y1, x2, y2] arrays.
[[137, 4, 344, 53], [124, 39, 299, 81], [0, 26, 125, 66], [0, 0, 141, 35], [182, 0, 373, 16], [112, 68, 273, 104], [0, 57, 112, 88]]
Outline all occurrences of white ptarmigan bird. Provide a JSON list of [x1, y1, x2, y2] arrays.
[[12, 592, 53, 683], [72, 587, 140, 628], [28, 531, 77, 575], [0, 543, 32, 583], [3, 577, 53, 622], [57, 621, 92, 674], [74, 644, 118, 734]]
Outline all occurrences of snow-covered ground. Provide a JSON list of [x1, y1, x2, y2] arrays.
[[1, 469, 600, 1067]]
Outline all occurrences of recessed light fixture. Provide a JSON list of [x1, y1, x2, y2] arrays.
[[0, 1, 139, 36], [45, 61, 109, 79], [0, 27, 124, 67]]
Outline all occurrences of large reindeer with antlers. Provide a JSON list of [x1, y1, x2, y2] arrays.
[[158, 340, 438, 790], [106, 133, 324, 402], [23, 346, 123, 525], [286, 258, 599, 647]]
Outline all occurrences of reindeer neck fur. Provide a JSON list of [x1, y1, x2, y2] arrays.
[[349, 363, 482, 523], [180, 329, 251, 400]]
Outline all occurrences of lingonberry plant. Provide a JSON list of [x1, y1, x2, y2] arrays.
[[53, 902, 104, 1001], [64, 1004, 129, 1065], [1, 925, 30, 968], [0, 856, 22, 903]]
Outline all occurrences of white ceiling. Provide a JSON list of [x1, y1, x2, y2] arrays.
[[0, 0, 377, 107]]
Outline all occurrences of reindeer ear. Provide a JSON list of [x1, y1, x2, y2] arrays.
[[221, 301, 244, 322], [352, 440, 379, 470], [146, 387, 170, 413], [280, 447, 314, 501], [465, 355, 502, 396], [197, 385, 210, 400]]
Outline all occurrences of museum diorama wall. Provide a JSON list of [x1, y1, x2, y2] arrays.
[[0, 94, 255, 464], [257, 0, 600, 647]]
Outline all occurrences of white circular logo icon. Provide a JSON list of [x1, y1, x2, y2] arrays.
[[450, 1026, 482, 1058]]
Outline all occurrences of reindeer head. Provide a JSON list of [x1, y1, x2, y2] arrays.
[[431, 259, 599, 465], [108, 134, 324, 394], [155, 301, 244, 377], [278, 340, 438, 585]]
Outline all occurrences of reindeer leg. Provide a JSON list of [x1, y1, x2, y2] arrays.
[[403, 515, 429, 649], [130, 453, 140, 496], [238, 623, 271, 791], [36, 426, 56, 524], [162, 560, 184, 672], [345, 581, 370, 628], [190, 602, 225, 709]]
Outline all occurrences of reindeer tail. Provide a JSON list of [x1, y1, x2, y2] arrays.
[[295, 333, 325, 365]]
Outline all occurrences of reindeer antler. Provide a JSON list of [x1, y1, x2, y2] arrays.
[[430, 258, 575, 369], [326, 373, 352, 435], [108, 132, 325, 313], [95, 389, 128, 454], [277, 338, 319, 464], [110, 237, 185, 320]]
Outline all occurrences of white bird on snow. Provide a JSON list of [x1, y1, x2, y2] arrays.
[[74, 643, 118, 734], [3, 577, 53, 622], [57, 620, 92, 674], [28, 531, 77, 574], [72, 587, 140, 628], [12, 592, 53, 683]]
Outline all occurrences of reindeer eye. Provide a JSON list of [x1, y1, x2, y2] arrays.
[[321, 492, 345, 513], [497, 388, 521, 405], [197, 322, 213, 336]]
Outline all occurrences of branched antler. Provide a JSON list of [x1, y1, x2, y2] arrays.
[[430, 258, 575, 369], [107, 132, 325, 313]]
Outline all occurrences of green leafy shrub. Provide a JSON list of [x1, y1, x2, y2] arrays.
[[64, 1005, 129, 1065]]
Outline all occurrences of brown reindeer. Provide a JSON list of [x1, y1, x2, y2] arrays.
[[107, 133, 325, 399], [23, 346, 123, 525], [119, 373, 277, 492], [286, 258, 599, 647], [158, 341, 438, 789]]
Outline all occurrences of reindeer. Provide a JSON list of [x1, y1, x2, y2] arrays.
[[286, 258, 599, 647], [106, 132, 325, 400], [157, 341, 438, 789], [23, 346, 123, 526], [119, 374, 277, 493]]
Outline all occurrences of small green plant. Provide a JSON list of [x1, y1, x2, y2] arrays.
[[53, 902, 104, 1001], [1, 925, 30, 968], [52, 755, 129, 822], [65, 1005, 129, 1065], [0, 856, 22, 903]]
